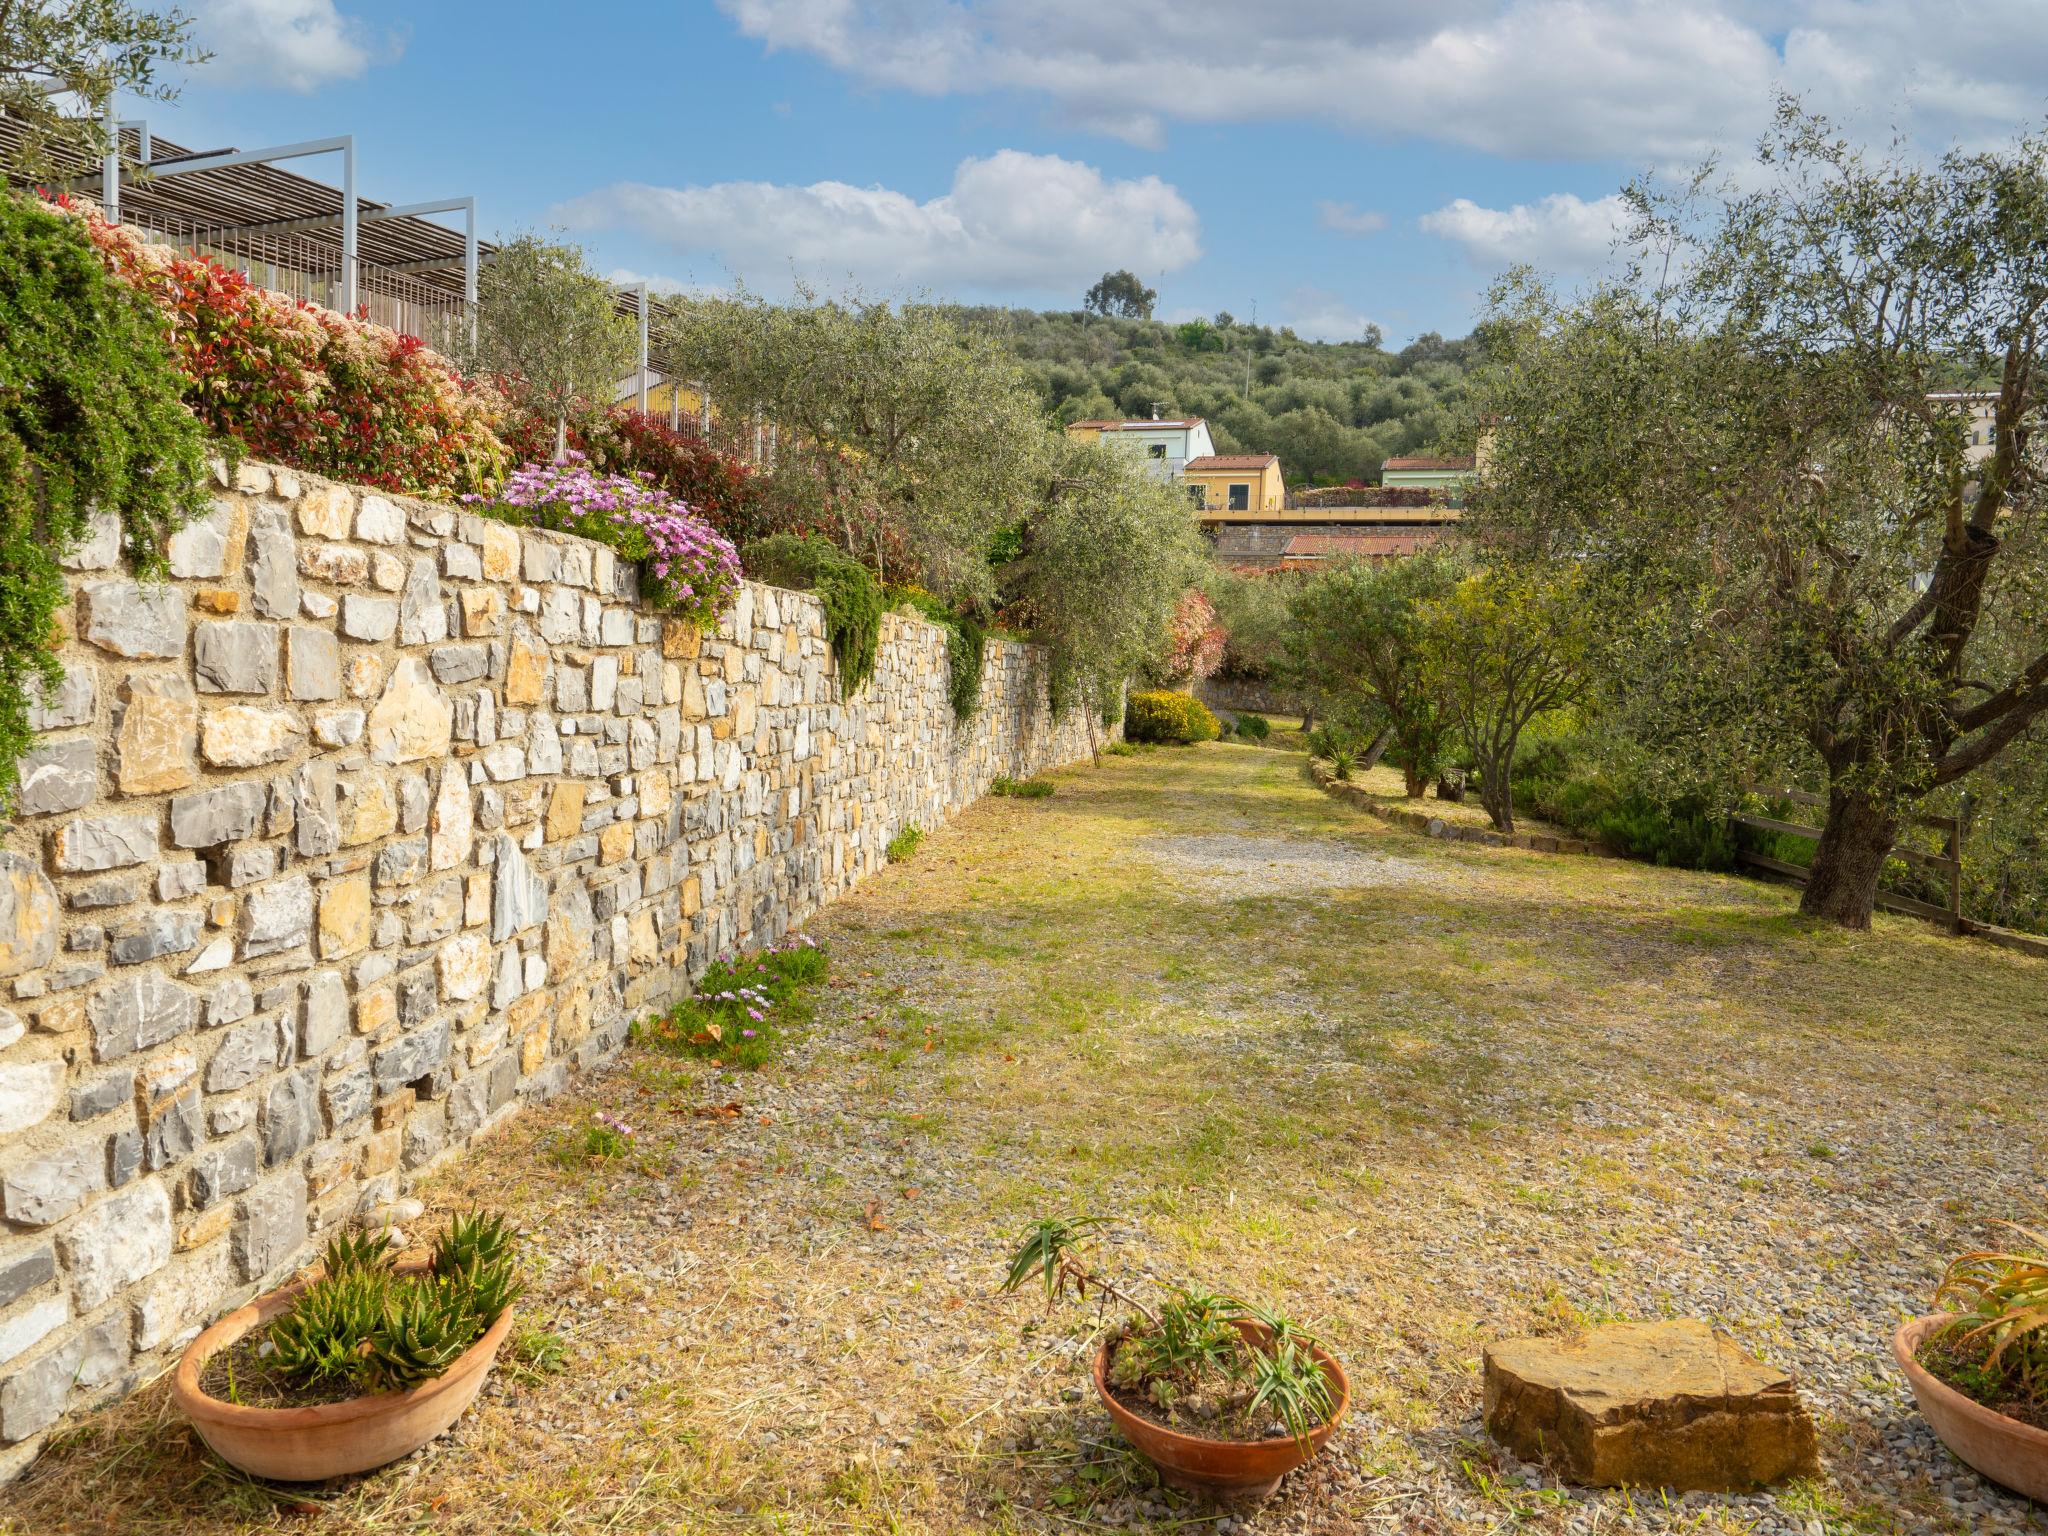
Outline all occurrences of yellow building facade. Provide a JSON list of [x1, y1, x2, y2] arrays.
[[1183, 454, 1286, 516]]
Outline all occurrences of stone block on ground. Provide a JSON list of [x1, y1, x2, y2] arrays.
[[1482, 1320, 1819, 1491]]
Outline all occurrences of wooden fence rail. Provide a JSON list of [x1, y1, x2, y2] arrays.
[[1733, 785, 1972, 933]]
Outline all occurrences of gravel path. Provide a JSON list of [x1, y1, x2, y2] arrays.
[[9, 744, 2046, 1536]]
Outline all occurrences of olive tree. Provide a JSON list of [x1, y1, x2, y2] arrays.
[[458, 234, 637, 461], [1473, 102, 2048, 925], [669, 286, 1048, 606], [1284, 550, 1464, 795], [1417, 566, 1590, 835], [1000, 435, 1207, 751]]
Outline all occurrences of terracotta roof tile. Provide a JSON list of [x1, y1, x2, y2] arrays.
[[1382, 455, 1474, 472], [1185, 454, 1278, 471]]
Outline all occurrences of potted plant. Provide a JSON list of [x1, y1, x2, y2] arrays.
[[172, 1211, 522, 1482], [1000, 1216, 1349, 1505], [1893, 1213, 2048, 1503]]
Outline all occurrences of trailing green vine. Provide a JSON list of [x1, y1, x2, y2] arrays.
[[889, 586, 986, 721], [741, 533, 885, 696], [0, 192, 209, 809]]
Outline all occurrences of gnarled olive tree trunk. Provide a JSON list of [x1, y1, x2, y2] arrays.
[[1799, 790, 1898, 929]]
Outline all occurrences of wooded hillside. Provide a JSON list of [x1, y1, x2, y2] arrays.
[[950, 307, 1478, 486]]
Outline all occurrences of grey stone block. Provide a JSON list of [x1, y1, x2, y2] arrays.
[[300, 972, 347, 1059], [238, 873, 313, 959], [108, 1126, 145, 1186], [321, 1067, 371, 1132], [14, 738, 97, 817], [248, 525, 299, 620], [372, 1021, 450, 1093], [80, 581, 184, 659], [57, 1180, 171, 1311], [399, 558, 446, 645], [232, 1175, 306, 1282], [169, 782, 266, 849], [107, 911, 202, 967], [186, 1136, 258, 1211], [1, 1134, 106, 1226], [0, 1248, 55, 1312], [68, 1071, 131, 1122], [428, 643, 488, 684], [285, 627, 340, 702], [86, 972, 196, 1062], [261, 1067, 320, 1167], [204, 1013, 288, 1093], [340, 594, 398, 642], [192, 622, 278, 695], [50, 813, 157, 873], [26, 665, 94, 732]]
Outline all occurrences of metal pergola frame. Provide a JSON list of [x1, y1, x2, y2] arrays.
[[7, 101, 711, 444]]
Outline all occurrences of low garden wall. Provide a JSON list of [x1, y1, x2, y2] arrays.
[[0, 461, 1101, 1470]]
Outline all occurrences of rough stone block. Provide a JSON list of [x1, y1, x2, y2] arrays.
[[107, 910, 202, 967], [0, 1250, 54, 1317], [0, 855, 59, 982], [112, 674, 198, 795], [199, 705, 304, 768], [261, 1066, 320, 1167], [193, 622, 278, 695], [14, 738, 97, 817], [87, 972, 196, 1062], [1, 1134, 106, 1226], [57, 1181, 172, 1311], [365, 657, 452, 766], [355, 495, 406, 545], [0, 1057, 63, 1138], [204, 1014, 288, 1093], [51, 813, 157, 874], [169, 782, 266, 850], [239, 873, 313, 960], [166, 504, 231, 579], [284, 627, 341, 701], [1483, 1321, 1820, 1491], [185, 1136, 259, 1211], [231, 1175, 306, 1282], [80, 581, 185, 659], [248, 524, 300, 620], [340, 594, 398, 642]]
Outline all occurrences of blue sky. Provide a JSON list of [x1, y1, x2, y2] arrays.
[[141, 2, 2048, 345]]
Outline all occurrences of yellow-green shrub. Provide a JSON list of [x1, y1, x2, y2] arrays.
[[1125, 690, 1221, 744]]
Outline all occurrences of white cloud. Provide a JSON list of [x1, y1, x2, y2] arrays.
[[1285, 287, 1383, 343], [194, 0, 396, 92], [554, 151, 1201, 301], [715, 0, 2048, 160], [1419, 192, 1631, 272], [1317, 201, 1387, 236]]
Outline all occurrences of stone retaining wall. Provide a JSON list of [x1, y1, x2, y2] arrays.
[[0, 461, 1103, 1470]]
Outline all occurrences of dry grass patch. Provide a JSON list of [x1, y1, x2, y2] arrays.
[[5, 745, 2045, 1535]]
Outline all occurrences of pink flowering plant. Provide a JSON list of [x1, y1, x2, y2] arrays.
[[472, 453, 742, 628], [634, 933, 828, 1071]]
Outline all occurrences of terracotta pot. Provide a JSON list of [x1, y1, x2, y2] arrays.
[[172, 1260, 513, 1483], [1894, 1313, 2048, 1504], [1091, 1322, 1350, 1505]]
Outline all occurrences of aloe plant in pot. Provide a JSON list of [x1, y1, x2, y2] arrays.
[[172, 1211, 523, 1482], [1894, 1211, 2048, 1504], [1000, 1216, 1349, 1505]]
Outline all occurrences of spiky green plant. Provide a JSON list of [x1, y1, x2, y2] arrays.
[[1130, 1288, 1242, 1379], [1000, 1216, 1109, 1303], [1247, 1335, 1337, 1453], [322, 1228, 396, 1277], [433, 1210, 518, 1276], [267, 1268, 391, 1387], [368, 1278, 478, 1388]]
